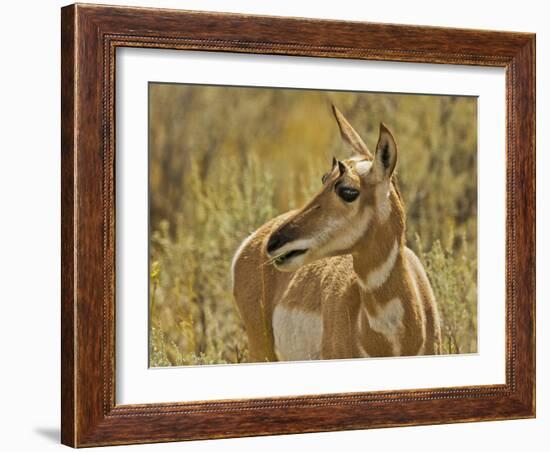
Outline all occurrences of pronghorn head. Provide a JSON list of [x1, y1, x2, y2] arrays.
[[266, 105, 405, 272]]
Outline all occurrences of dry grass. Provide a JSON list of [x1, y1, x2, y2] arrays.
[[148, 84, 478, 366]]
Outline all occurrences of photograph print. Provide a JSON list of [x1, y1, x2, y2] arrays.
[[148, 83, 478, 367]]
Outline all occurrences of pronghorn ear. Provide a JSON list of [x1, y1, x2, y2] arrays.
[[331, 104, 373, 159], [373, 123, 397, 180]]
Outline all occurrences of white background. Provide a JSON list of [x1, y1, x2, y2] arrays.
[[0, 0, 546, 451], [117, 49, 506, 404]]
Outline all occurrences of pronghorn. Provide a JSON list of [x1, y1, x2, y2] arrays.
[[232, 106, 441, 362]]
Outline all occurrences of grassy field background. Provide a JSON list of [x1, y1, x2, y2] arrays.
[[148, 83, 478, 367]]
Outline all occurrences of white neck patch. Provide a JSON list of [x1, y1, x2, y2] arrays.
[[359, 239, 399, 291], [367, 297, 405, 355]]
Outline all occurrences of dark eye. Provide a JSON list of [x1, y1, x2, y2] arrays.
[[337, 186, 359, 203], [321, 172, 330, 184]]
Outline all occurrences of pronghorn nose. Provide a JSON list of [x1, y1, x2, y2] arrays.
[[267, 227, 293, 255]]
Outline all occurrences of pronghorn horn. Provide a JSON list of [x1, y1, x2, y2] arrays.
[[332, 157, 337, 169], [331, 104, 373, 159], [338, 160, 346, 176]]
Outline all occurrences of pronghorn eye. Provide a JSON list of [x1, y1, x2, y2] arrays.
[[321, 172, 330, 184], [337, 186, 359, 203]]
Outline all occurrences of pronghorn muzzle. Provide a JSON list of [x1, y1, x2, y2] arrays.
[[266, 224, 309, 267], [266, 225, 294, 254]]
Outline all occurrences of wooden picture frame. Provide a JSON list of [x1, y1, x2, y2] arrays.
[[61, 3, 535, 447]]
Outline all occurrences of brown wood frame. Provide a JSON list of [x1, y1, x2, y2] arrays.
[[61, 3, 536, 447]]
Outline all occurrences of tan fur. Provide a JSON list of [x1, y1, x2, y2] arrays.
[[232, 111, 442, 362]]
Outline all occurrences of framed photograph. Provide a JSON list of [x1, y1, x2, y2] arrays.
[[61, 3, 535, 447]]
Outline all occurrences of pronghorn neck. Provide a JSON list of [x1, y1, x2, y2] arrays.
[[350, 186, 424, 356], [352, 184, 406, 296], [352, 229, 406, 297]]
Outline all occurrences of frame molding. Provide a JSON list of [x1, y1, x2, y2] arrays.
[[61, 3, 535, 447]]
